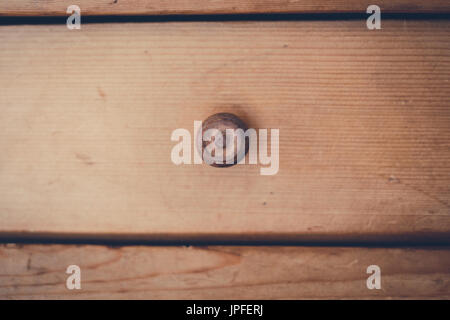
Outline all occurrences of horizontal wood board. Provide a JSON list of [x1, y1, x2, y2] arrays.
[[0, 20, 449, 242], [0, 0, 449, 16], [0, 245, 449, 299]]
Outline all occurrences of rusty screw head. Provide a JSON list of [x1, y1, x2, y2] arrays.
[[198, 113, 249, 167]]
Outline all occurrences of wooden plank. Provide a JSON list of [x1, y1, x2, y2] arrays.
[[0, 244, 449, 299], [0, 0, 449, 16], [0, 20, 449, 242]]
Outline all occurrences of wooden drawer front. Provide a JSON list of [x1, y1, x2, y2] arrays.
[[0, 20, 449, 242]]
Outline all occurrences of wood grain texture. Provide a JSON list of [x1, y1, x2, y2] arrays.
[[0, 0, 449, 16], [0, 20, 449, 242], [0, 244, 449, 299]]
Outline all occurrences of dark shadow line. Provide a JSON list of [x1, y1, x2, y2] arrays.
[[0, 232, 449, 248], [1, 13, 450, 25]]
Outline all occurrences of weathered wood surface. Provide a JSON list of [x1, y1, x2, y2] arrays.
[[0, 0, 449, 16], [0, 245, 448, 299], [0, 20, 449, 242]]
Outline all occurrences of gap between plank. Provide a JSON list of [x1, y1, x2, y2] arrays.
[[1, 231, 449, 247], [1, 13, 450, 25]]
